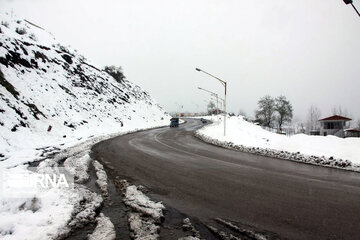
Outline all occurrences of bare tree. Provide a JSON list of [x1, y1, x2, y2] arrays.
[[307, 105, 321, 132], [331, 105, 349, 117]]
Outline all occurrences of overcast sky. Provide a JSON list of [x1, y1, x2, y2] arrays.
[[2, 0, 360, 122]]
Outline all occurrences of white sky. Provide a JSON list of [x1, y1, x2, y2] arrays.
[[1, 0, 360, 122]]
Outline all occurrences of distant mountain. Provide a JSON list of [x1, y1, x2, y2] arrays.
[[0, 13, 169, 161]]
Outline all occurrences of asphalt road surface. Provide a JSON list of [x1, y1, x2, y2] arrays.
[[92, 119, 360, 240]]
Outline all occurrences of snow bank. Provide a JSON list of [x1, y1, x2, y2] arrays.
[[0, 158, 102, 240], [128, 212, 160, 240], [124, 185, 165, 223], [64, 153, 91, 183], [88, 213, 116, 240], [197, 116, 360, 169], [118, 180, 164, 240], [92, 160, 108, 196]]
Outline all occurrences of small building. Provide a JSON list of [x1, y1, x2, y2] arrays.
[[318, 115, 352, 138], [345, 129, 360, 138]]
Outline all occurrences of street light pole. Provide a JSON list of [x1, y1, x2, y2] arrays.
[[198, 87, 219, 115], [343, 0, 360, 17], [196, 68, 227, 136]]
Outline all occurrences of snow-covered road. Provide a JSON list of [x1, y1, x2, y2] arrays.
[[92, 118, 360, 240]]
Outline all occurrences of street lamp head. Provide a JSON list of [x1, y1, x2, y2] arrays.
[[195, 68, 201, 72], [197, 87, 202, 90]]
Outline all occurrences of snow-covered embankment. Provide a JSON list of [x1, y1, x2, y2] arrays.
[[196, 116, 360, 171]]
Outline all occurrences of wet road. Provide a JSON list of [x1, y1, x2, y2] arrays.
[[92, 119, 360, 240]]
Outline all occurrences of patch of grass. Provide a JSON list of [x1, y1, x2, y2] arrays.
[[1, 21, 9, 28]]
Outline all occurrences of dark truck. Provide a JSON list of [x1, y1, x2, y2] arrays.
[[170, 118, 179, 128]]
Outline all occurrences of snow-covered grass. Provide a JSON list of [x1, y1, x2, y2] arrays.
[[197, 116, 360, 169]]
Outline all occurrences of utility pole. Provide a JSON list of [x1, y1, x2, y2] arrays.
[[196, 68, 227, 136]]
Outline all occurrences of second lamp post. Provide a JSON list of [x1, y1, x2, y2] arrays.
[[196, 68, 227, 136]]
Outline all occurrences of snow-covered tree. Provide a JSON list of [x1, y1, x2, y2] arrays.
[[255, 95, 275, 127], [274, 95, 293, 131]]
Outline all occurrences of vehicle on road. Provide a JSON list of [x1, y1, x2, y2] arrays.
[[170, 117, 179, 127], [200, 118, 207, 124]]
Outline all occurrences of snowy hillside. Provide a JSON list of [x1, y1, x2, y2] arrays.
[[197, 116, 360, 168], [0, 13, 171, 240], [0, 12, 170, 165]]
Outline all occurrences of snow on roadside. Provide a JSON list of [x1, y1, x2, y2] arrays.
[[64, 153, 91, 183], [0, 126, 168, 239], [124, 184, 164, 223], [118, 179, 164, 240], [128, 212, 160, 240], [92, 160, 108, 196], [197, 116, 360, 170], [88, 213, 116, 240], [0, 158, 103, 240]]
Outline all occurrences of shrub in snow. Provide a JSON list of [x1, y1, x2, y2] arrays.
[[57, 44, 70, 53], [1, 21, 9, 28], [29, 33, 37, 41], [104, 65, 126, 83], [15, 27, 27, 35]]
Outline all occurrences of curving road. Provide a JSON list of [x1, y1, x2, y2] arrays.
[[92, 119, 360, 240]]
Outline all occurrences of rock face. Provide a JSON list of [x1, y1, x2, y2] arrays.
[[0, 13, 169, 159]]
